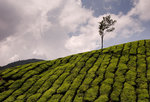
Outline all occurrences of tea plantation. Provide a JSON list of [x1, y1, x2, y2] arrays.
[[0, 39, 150, 102]]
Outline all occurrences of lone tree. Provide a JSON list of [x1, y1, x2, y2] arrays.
[[99, 15, 116, 49]]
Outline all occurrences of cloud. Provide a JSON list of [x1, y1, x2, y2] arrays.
[[0, 0, 148, 66], [0, 0, 93, 65], [129, 0, 150, 21], [0, 0, 21, 41], [65, 11, 144, 53]]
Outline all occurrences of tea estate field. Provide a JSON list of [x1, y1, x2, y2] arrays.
[[0, 39, 150, 102]]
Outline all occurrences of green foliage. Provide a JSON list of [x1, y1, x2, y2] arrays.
[[48, 94, 62, 102], [27, 93, 41, 102], [120, 55, 129, 64], [91, 75, 103, 86], [84, 86, 98, 101], [122, 42, 131, 55], [0, 80, 5, 86], [94, 95, 108, 102], [136, 89, 149, 101], [105, 72, 115, 78], [0, 39, 150, 102], [60, 90, 75, 102], [146, 40, 150, 56], [111, 82, 123, 101], [106, 62, 117, 72], [138, 46, 145, 54], [100, 84, 111, 95], [121, 83, 136, 102], [102, 78, 113, 85], [0, 89, 14, 101], [125, 70, 136, 82], [116, 63, 128, 74], [130, 41, 138, 55]]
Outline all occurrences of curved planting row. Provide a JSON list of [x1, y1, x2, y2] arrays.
[[0, 39, 150, 102]]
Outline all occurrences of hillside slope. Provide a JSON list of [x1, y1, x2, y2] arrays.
[[1, 59, 44, 70], [0, 39, 150, 102]]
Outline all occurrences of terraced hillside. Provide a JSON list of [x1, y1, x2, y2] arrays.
[[0, 39, 150, 102]]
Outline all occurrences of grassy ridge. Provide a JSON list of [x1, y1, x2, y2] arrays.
[[0, 39, 150, 102]]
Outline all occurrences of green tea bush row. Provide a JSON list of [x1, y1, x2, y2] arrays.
[[138, 40, 145, 46], [1, 67, 17, 76], [125, 70, 136, 85], [92, 54, 112, 87], [110, 50, 128, 101], [57, 51, 92, 93], [67, 52, 99, 102], [127, 56, 136, 70], [116, 63, 128, 75], [26, 93, 41, 102], [40, 54, 83, 77], [9, 79, 25, 90], [60, 74, 85, 102], [102, 47, 110, 53], [106, 62, 117, 73], [0, 79, 5, 87], [2, 64, 31, 79], [79, 58, 97, 74], [119, 55, 129, 64], [57, 73, 76, 94], [47, 94, 63, 102], [58, 65, 85, 93], [113, 44, 123, 54], [136, 53, 149, 101], [22, 64, 49, 79], [37, 72, 70, 101], [121, 82, 136, 102], [78, 53, 102, 92], [38, 65, 82, 102], [136, 89, 149, 102], [16, 65, 64, 100], [22, 61, 54, 80], [137, 55, 146, 74], [50, 58, 63, 68], [92, 54, 115, 102], [79, 51, 96, 62], [36, 54, 90, 101], [146, 40, 150, 56], [4, 75, 40, 101], [138, 46, 145, 55], [84, 86, 99, 101], [122, 42, 131, 55], [147, 57, 150, 81], [98, 54, 119, 101], [94, 83, 111, 102], [60, 55, 72, 64], [69, 55, 78, 64], [11, 61, 47, 79], [110, 81, 123, 101], [88, 55, 105, 74], [37, 67, 66, 93], [0, 89, 15, 101], [130, 41, 138, 55], [58, 53, 98, 100]]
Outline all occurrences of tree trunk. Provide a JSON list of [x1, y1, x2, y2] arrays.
[[101, 35, 103, 49]]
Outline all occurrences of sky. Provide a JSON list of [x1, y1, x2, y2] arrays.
[[0, 0, 150, 66]]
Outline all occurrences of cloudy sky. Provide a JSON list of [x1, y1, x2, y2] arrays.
[[0, 0, 150, 66]]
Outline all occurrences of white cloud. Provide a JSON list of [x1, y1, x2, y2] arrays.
[[0, 0, 93, 65], [65, 11, 144, 53], [59, 0, 92, 31], [129, 0, 150, 21], [0, 0, 148, 66]]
